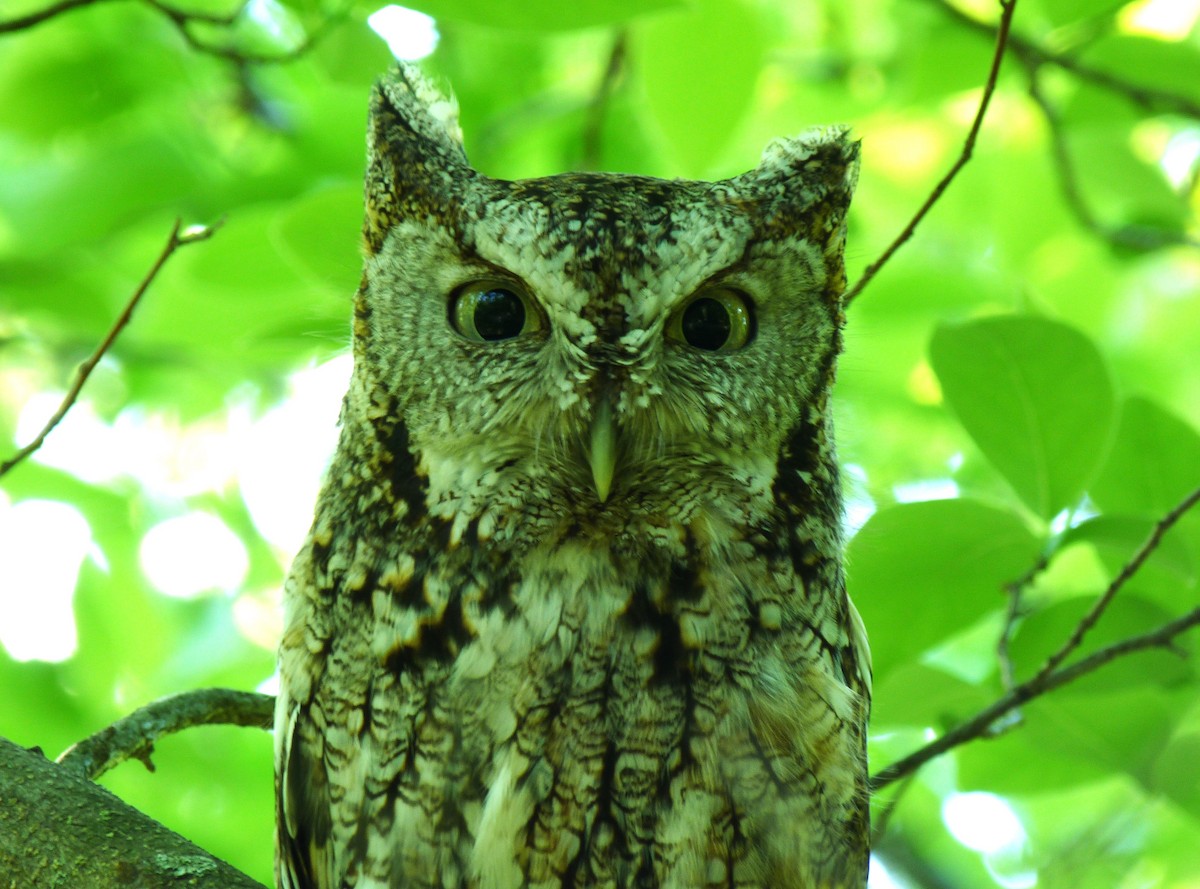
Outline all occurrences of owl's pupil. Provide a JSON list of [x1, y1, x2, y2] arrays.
[[681, 297, 732, 350], [473, 289, 525, 340]]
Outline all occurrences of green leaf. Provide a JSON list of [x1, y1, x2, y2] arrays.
[[0, 656, 91, 756], [1024, 688, 1175, 781], [1066, 128, 1189, 244], [959, 687, 1176, 792], [634, 0, 767, 174], [130, 206, 349, 370], [403, 0, 681, 30], [1034, 0, 1123, 28], [1091, 396, 1200, 516], [0, 131, 203, 254], [956, 715, 1110, 793], [846, 498, 1040, 682], [311, 13, 396, 85], [1152, 729, 1200, 820], [271, 183, 363, 292], [0, 257, 117, 337], [871, 662, 991, 730], [930, 315, 1116, 519], [896, 8, 997, 104], [1078, 34, 1200, 107]]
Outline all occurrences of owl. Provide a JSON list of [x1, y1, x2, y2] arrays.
[[275, 63, 870, 889]]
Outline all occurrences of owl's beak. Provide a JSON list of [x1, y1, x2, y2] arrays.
[[588, 396, 617, 503]]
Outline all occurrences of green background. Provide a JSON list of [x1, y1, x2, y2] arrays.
[[1, 0, 1198, 886]]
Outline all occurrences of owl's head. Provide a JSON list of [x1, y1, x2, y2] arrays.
[[351, 64, 858, 557]]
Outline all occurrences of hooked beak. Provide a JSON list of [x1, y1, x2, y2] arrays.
[[588, 396, 617, 503]]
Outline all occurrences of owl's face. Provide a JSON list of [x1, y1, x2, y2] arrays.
[[353, 70, 858, 558]]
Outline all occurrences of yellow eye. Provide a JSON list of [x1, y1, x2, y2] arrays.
[[449, 280, 542, 342], [667, 287, 754, 352]]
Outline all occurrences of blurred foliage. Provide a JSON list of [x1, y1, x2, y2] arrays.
[[1, 0, 1199, 886]]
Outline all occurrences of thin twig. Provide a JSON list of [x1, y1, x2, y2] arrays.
[[996, 589, 1024, 691], [0, 0, 237, 34], [929, 0, 1200, 121], [580, 30, 628, 172], [871, 603, 1200, 791], [56, 688, 274, 781], [1031, 484, 1200, 685], [1025, 67, 1198, 251], [1026, 70, 1099, 232], [871, 484, 1200, 792], [0, 218, 220, 480], [844, 0, 1018, 305], [0, 0, 116, 31], [160, 0, 347, 66], [996, 544, 1056, 690], [0, 0, 344, 66]]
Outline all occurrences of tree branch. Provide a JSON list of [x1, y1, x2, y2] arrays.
[[0, 0, 121, 31], [0, 218, 220, 480], [1031, 484, 1200, 685], [871, 604, 1200, 791], [996, 551, 1045, 691], [1024, 67, 1198, 251], [929, 0, 1200, 121], [0, 737, 266, 888], [57, 688, 274, 782], [0, 0, 237, 34], [844, 0, 1018, 306], [0, 0, 345, 66], [871, 485, 1200, 791]]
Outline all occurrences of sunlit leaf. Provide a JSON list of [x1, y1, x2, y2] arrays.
[[634, 0, 766, 174], [957, 714, 1110, 793], [958, 686, 1177, 793], [930, 316, 1116, 519], [1023, 688, 1176, 782], [1037, 0, 1122, 27], [311, 13, 395, 84], [896, 8, 997, 103], [400, 0, 681, 31], [1078, 34, 1200, 107], [1091, 396, 1200, 516], [847, 498, 1040, 682], [871, 662, 992, 729], [270, 183, 363, 292], [1066, 128, 1189, 244], [1152, 729, 1200, 820], [131, 207, 348, 369]]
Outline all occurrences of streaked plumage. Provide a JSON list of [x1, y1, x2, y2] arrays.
[[275, 63, 869, 889]]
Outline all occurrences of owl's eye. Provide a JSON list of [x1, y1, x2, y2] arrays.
[[668, 287, 754, 352], [450, 281, 542, 342]]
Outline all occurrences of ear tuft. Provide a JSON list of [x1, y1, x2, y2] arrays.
[[372, 63, 467, 163], [758, 126, 860, 188], [363, 64, 472, 254], [737, 126, 860, 254]]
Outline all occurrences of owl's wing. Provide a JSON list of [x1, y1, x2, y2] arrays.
[[275, 694, 333, 889], [844, 595, 872, 704]]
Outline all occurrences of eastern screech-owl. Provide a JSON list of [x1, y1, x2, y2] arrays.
[[275, 63, 870, 889]]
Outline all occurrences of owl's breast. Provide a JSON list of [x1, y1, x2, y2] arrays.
[[428, 536, 866, 889], [280, 441, 866, 889]]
